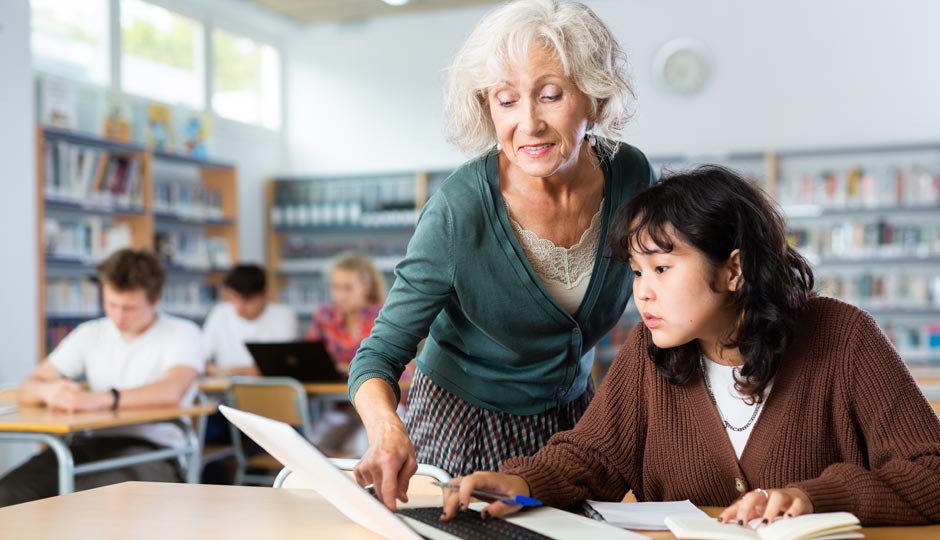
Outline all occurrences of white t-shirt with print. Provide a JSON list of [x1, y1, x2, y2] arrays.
[[202, 302, 299, 368], [48, 313, 205, 449]]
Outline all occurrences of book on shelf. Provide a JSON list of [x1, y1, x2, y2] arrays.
[[664, 512, 861, 540], [44, 217, 132, 262], [43, 140, 142, 207], [37, 75, 78, 130], [146, 102, 174, 151], [102, 91, 132, 142], [45, 277, 100, 316]]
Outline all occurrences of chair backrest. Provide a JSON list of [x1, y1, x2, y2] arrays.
[[274, 460, 452, 496], [226, 376, 312, 436]]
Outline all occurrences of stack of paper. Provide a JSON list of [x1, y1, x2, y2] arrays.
[[585, 500, 710, 530]]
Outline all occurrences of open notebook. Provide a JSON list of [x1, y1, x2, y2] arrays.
[[665, 512, 862, 540]]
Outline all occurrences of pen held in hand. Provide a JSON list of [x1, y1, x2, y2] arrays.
[[432, 481, 543, 507]]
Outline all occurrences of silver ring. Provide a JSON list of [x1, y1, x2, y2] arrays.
[[754, 488, 769, 500]]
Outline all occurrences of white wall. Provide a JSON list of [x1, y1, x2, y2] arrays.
[[286, 0, 940, 173], [0, 0, 39, 473]]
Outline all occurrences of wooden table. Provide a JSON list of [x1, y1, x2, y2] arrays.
[[0, 403, 217, 494], [1, 482, 936, 540]]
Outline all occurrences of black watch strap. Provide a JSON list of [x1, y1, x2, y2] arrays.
[[110, 388, 120, 411]]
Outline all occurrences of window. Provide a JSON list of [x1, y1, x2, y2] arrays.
[[120, 0, 204, 108], [31, 0, 110, 85], [212, 29, 281, 129]]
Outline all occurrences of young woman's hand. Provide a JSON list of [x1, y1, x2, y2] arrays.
[[440, 472, 531, 521], [719, 487, 814, 527]]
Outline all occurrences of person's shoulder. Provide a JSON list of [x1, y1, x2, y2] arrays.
[[204, 302, 233, 322], [66, 317, 112, 341], [265, 302, 295, 318], [802, 296, 869, 329], [155, 312, 203, 337], [607, 140, 649, 167]]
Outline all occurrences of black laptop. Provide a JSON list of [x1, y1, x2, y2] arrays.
[[245, 341, 345, 383]]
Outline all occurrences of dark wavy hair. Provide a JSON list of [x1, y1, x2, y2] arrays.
[[608, 165, 814, 402]]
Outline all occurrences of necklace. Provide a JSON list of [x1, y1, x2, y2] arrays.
[[699, 353, 762, 432]]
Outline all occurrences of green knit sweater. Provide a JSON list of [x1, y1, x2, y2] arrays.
[[348, 143, 653, 414], [503, 297, 940, 525]]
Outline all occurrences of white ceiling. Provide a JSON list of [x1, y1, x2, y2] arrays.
[[249, 0, 501, 23]]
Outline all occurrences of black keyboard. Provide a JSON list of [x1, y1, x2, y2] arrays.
[[397, 506, 553, 540]]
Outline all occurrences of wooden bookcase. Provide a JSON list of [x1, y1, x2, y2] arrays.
[[36, 126, 239, 358]]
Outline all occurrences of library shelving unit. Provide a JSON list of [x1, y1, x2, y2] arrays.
[[37, 125, 238, 358], [608, 144, 940, 374], [264, 171, 441, 325], [264, 144, 940, 386]]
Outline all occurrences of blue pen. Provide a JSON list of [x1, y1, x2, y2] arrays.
[[432, 481, 543, 507]]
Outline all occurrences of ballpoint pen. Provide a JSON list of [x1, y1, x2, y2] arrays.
[[431, 481, 543, 507]]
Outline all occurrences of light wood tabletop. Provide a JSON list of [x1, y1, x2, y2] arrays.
[[1, 482, 937, 540], [0, 403, 218, 434]]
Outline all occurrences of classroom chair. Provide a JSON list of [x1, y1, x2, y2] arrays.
[[226, 376, 313, 486]]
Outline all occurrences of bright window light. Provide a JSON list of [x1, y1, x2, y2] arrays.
[[120, 0, 204, 108], [31, 0, 110, 85], [212, 28, 281, 130]]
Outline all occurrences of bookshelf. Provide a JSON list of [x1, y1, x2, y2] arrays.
[[37, 126, 238, 358], [264, 172, 438, 322], [599, 143, 940, 373], [264, 143, 939, 377]]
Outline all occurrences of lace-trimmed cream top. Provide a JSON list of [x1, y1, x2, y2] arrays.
[[506, 198, 604, 314]]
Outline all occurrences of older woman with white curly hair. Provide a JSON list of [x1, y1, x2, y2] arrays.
[[348, 0, 654, 510]]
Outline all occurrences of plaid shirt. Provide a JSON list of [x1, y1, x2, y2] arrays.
[[306, 302, 381, 370]]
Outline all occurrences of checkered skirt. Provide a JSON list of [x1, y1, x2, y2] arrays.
[[404, 369, 594, 477]]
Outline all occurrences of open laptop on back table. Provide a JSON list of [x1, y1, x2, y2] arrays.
[[246, 341, 345, 383], [219, 405, 648, 540]]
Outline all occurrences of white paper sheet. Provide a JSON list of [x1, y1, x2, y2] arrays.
[[585, 499, 709, 530]]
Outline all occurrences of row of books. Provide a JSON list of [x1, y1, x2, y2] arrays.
[[160, 281, 217, 319], [789, 221, 940, 260], [43, 141, 143, 208], [153, 180, 224, 220], [272, 204, 418, 229], [271, 177, 418, 228], [817, 274, 940, 310], [154, 231, 232, 271], [777, 165, 939, 209], [281, 236, 410, 260], [884, 321, 940, 365], [46, 277, 100, 318], [44, 217, 132, 263]]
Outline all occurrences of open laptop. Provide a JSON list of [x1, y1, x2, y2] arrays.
[[219, 405, 648, 540], [246, 341, 345, 383]]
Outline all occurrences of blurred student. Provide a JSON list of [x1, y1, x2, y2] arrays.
[[306, 252, 400, 453], [0, 249, 204, 507], [203, 264, 298, 376]]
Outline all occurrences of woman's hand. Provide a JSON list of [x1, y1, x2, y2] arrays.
[[353, 418, 417, 511], [719, 487, 814, 527], [440, 472, 531, 521]]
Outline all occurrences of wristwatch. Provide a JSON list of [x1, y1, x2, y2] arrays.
[[110, 388, 120, 411]]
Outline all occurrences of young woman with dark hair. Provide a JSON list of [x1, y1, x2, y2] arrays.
[[439, 165, 940, 527]]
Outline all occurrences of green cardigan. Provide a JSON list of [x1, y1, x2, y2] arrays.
[[348, 143, 653, 415]]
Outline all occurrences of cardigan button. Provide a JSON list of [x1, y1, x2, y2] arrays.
[[735, 477, 746, 493]]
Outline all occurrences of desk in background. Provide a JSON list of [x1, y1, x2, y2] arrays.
[[0, 403, 216, 495], [1, 482, 937, 540]]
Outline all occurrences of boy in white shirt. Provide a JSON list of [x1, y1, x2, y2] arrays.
[[202, 264, 298, 376], [0, 249, 204, 507]]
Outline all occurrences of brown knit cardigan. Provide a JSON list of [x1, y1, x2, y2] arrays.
[[503, 297, 940, 525]]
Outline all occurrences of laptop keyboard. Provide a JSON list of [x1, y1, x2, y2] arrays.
[[397, 506, 554, 540]]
